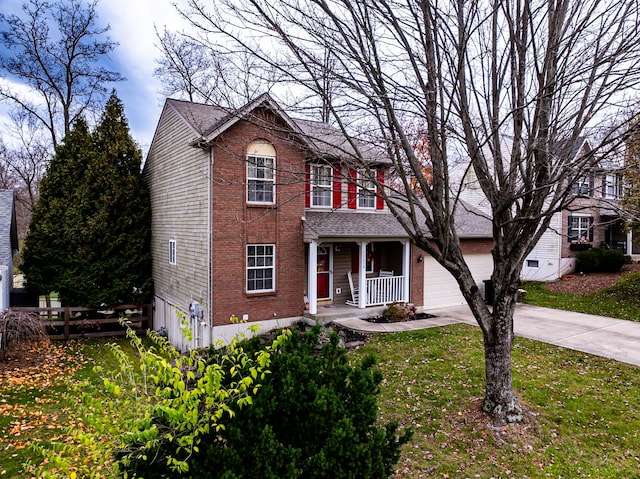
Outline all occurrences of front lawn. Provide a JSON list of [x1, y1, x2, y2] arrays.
[[524, 272, 640, 321], [2, 327, 640, 478]]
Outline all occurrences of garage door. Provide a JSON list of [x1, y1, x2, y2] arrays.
[[423, 254, 493, 309]]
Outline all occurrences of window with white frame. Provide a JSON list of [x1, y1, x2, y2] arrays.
[[247, 244, 275, 292], [358, 172, 376, 209], [311, 164, 332, 207], [169, 240, 177, 265], [366, 243, 375, 273], [247, 155, 275, 204], [603, 174, 620, 198], [572, 174, 593, 196], [568, 215, 593, 243]]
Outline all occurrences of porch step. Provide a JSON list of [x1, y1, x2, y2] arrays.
[[303, 305, 387, 325]]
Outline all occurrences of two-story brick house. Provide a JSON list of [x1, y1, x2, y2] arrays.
[[144, 94, 493, 348], [521, 138, 628, 281]]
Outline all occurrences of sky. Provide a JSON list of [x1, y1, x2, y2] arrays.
[[1, 0, 191, 155]]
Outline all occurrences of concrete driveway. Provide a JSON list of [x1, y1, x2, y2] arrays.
[[335, 304, 640, 368]]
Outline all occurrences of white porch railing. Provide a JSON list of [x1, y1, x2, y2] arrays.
[[365, 275, 405, 306]]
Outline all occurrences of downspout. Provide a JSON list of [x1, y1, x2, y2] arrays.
[[208, 146, 213, 345]]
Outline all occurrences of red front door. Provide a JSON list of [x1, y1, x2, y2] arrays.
[[317, 247, 330, 299]]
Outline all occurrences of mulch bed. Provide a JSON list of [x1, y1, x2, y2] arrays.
[[364, 312, 436, 323], [544, 262, 640, 295]]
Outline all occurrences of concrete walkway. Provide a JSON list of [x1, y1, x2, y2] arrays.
[[333, 304, 640, 368]]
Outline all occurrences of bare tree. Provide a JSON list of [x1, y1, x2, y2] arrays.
[[177, 0, 640, 424], [154, 27, 280, 108], [0, 0, 124, 149]]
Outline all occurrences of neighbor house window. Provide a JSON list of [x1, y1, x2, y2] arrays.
[[572, 174, 593, 196], [358, 172, 376, 209], [247, 155, 275, 204], [526, 259, 539, 268], [169, 240, 177, 265], [603, 174, 620, 198], [568, 215, 593, 243], [247, 244, 275, 292], [311, 164, 332, 207]]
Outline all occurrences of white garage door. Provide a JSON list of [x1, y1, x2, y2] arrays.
[[423, 254, 493, 309]]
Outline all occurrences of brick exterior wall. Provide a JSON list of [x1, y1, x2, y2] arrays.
[[210, 109, 306, 326]]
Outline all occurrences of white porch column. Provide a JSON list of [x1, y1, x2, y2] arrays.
[[627, 230, 634, 256], [358, 241, 368, 309], [402, 240, 411, 302], [308, 240, 318, 315]]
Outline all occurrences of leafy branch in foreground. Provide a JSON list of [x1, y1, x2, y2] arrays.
[[31, 320, 290, 477]]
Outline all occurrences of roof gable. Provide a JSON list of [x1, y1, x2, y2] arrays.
[[152, 94, 385, 164]]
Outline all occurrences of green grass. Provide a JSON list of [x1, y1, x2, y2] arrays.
[[0, 338, 135, 478], [524, 272, 640, 321], [2, 327, 640, 478], [353, 325, 640, 478]]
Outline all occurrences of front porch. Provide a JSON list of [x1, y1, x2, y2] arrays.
[[305, 238, 412, 315]]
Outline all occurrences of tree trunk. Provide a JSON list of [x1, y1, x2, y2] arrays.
[[480, 297, 523, 425]]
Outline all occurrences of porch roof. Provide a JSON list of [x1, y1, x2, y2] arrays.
[[303, 199, 493, 242], [304, 211, 408, 241]]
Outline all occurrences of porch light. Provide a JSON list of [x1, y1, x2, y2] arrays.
[[417, 255, 423, 263]]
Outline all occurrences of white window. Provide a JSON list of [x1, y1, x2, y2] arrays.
[[169, 240, 177, 265], [572, 174, 592, 196], [358, 172, 376, 209], [603, 174, 620, 198], [247, 244, 275, 292], [526, 259, 539, 268], [247, 155, 275, 204], [311, 164, 333, 207], [569, 215, 593, 243]]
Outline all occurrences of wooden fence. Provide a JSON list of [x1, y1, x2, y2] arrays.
[[12, 304, 152, 340]]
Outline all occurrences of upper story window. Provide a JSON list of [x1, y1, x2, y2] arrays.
[[572, 173, 593, 196], [603, 174, 621, 198], [311, 164, 332, 207], [247, 140, 276, 205], [358, 172, 376, 209]]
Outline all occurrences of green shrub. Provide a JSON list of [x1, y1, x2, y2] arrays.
[[176, 326, 410, 479], [575, 248, 625, 273]]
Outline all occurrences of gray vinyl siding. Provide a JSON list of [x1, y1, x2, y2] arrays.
[[144, 105, 211, 322]]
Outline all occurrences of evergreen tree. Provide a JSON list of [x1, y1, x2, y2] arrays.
[[22, 93, 152, 307], [62, 92, 152, 306], [21, 118, 94, 298]]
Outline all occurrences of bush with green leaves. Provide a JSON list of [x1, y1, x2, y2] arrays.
[[32, 322, 289, 478], [189, 325, 411, 479], [575, 247, 625, 273]]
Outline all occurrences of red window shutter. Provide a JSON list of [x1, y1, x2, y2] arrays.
[[376, 169, 385, 210], [347, 168, 357, 209], [333, 165, 342, 208], [305, 163, 310, 208]]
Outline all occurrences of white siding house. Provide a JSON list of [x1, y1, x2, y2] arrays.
[[0, 190, 18, 310]]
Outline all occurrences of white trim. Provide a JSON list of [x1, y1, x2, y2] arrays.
[[357, 171, 376, 209], [169, 240, 177, 265], [246, 154, 276, 205], [246, 244, 276, 293], [310, 164, 333, 208]]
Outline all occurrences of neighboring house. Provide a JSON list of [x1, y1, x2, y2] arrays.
[[460, 137, 629, 282], [144, 94, 493, 348], [0, 190, 19, 310], [521, 138, 627, 281]]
